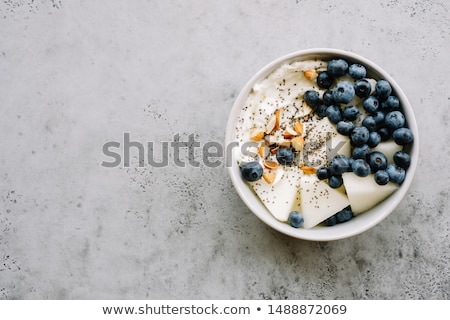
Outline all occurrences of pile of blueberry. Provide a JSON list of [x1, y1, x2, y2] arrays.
[[324, 206, 353, 226], [305, 58, 414, 188]]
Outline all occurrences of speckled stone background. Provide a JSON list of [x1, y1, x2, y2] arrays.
[[0, 0, 449, 299]]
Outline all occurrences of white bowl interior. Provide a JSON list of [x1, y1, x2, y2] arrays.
[[225, 48, 419, 241]]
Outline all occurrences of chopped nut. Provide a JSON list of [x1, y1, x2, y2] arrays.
[[265, 114, 276, 134], [258, 143, 265, 157], [274, 109, 281, 130], [283, 126, 298, 139], [279, 139, 291, 148], [304, 69, 318, 81], [250, 128, 264, 141], [265, 134, 277, 146], [291, 136, 305, 152], [301, 100, 314, 115], [262, 172, 276, 184], [263, 160, 279, 170], [293, 122, 304, 135], [270, 146, 280, 154], [300, 166, 317, 174]]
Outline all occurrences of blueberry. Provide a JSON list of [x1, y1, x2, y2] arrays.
[[374, 170, 390, 185], [385, 111, 405, 130], [342, 105, 360, 121], [362, 116, 377, 132], [316, 167, 330, 180], [348, 63, 367, 80], [332, 81, 355, 104], [347, 157, 355, 172], [240, 161, 263, 182], [322, 90, 335, 105], [381, 95, 400, 111], [368, 151, 388, 172], [375, 80, 392, 100], [386, 164, 406, 184], [373, 111, 385, 125], [354, 79, 372, 98], [350, 126, 370, 147], [304, 90, 320, 107], [326, 105, 342, 124], [329, 175, 343, 188], [378, 127, 391, 141], [352, 144, 370, 160], [393, 127, 414, 145], [316, 104, 328, 118], [324, 215, 337, 226], [317, 71, 334, 89], [288, 211, 304, 228], [352, 159, 371, 177], [336, 120, 354, 136], [327, 59, 349, 77], [367, 131, 381, 148], [362, 96, 380, 114], [387, 96, 400, 110], [393, 151, 411, 169], [336, 206, 353, 223], [276, 147, 295, 165], [329, 154, 350, 176]]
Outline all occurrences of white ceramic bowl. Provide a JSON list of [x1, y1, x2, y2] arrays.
[[225, 48, 419, 241]]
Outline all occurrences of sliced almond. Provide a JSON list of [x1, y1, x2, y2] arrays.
[[283, 126, 298, 139], [279, 139, 291, 149], [304, 69, 318, 81], [265, 134, 277, 146], [270, 146, 279, 154], [301, 100, 314, 115], [291, 136, 305, 152], [265, 114, 276, 134], [293, 122, 304, 135], [250, 128, 264, 141], [263, 160, 279, 170], [262, 172, 276, 184], [300, 166, 317, 174], [274, 109, 281, 130], [258, 143, 265, 158]]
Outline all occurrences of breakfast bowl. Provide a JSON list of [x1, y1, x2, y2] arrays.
[[225, 48, 418, 241]]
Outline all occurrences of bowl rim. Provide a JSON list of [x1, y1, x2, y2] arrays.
[[225, 48, 419, 241]]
